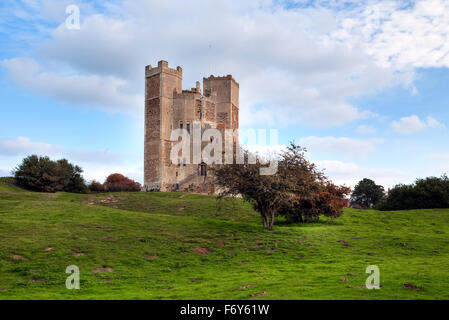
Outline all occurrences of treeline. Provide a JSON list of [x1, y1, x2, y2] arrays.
[[12, 155, 141, 194], [350, 176, 449, 211]]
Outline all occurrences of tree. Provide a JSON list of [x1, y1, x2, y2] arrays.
[[88, 180, 105, 193], [104, 173, 141, 192], [377, 175, 449, 211], [213, 143, 351, 229], [14, 155, 87, 193], [350, 178, 385, 209]]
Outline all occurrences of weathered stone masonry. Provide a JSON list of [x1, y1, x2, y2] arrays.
[[144, 60, 239, 193]]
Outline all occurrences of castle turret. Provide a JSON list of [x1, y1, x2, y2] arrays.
[[144, 60, 182, 190]]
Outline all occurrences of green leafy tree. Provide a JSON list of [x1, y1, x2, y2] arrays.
[[377, 175, 449, 210], [350, 178, 385, 209], [14, 155, 87, 193]]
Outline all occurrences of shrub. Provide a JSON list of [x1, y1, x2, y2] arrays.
[[377, 175, 449, 210], [104, 173, 141, 192], [350, 178, 385, 209], [14, 155, 87, 193], [88, 180, 105, 193], [213, 143, 351, 228]]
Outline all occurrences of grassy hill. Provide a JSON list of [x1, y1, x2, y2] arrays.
[[0, 177, 449, 300]]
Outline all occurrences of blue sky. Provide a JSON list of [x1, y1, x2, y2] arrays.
[[1, 0, 449, 187]]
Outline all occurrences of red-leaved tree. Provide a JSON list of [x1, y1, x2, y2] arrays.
[[104, 173, 141, 192]]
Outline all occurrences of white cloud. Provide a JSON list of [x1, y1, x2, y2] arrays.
[[298, 136, 381, 158], [332, 0, 449, 70], [426, 116, 446, 129], [315, 159, 410, 188], [3, 0, 431, 127], [0, 137, 126, 164], [1, 58, 141, 114], [392, 114, 445, 134], [392, 115, 425, 134]]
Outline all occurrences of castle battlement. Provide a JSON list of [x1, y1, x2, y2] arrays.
[[204, 74, 239, 87], [145, 60, 183, 78]]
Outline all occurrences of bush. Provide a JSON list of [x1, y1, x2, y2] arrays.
[[103, 173, 141, 192], [377, 175, 449, 210], [213, 143, 351, 228], [350, 178, 385, 209], [88, 180, 105, 193], [14, 155, 87, 193]]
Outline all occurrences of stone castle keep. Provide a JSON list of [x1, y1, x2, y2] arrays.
[[144, 60, 239, 192]]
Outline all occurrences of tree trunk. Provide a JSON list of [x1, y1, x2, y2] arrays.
[[269, 210, 275, 229], [261, 211, 269, 228]]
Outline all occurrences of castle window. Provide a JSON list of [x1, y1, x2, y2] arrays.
[[200, 162, 207, 176], [180, 122, 183, 130], [186, 123, 190, 134], [177, 158, 181, 167], [183, 158, 186, 167]]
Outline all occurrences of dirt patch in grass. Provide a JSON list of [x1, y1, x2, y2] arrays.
[[91, 266, 115, 274], [30, 279, 45, 284], [11, 254, 23, 260], [193, 247, 209, 255], [145, 254, 159, 259], [404, 283, 421, 291], [96, 225, 114, 230], [44, 247, 54, 252], [72, 252, 85, 257], [250, 291, 267, 297], [239, 284, 256, 289], [338, 240, 351, 247], [191, 278, 203, 283], [215, 241, 225, 247]]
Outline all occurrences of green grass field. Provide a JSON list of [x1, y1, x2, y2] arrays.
[[0, 177, 448, 300]]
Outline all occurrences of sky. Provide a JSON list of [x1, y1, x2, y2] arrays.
[[0, 0, 448, 188]]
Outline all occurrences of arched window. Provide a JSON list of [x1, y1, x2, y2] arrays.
[[200, 162, 207, 176]]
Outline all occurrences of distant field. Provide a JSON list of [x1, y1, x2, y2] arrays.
[[0, 177, 448, 300]]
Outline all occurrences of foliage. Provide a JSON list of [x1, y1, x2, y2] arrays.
[[88, 180, 105, 193], [103, 173, 141, 192], [377, 175, 449, 210], [213, 143, 351, 228], [350, 178, 385, 209], [13, 155, 87, 193]]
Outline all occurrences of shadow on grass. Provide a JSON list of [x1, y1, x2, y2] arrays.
[[275, 217, 343, 228]]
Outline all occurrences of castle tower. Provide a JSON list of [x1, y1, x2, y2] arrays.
[[144, 61, 239, 192], [144, 61, 182, 190], [203, 75, 239, 132]]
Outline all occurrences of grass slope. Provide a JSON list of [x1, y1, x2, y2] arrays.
[[0, 178, 449, 300]]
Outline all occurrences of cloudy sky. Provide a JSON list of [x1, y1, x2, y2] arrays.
[[0, 0, 448, 188]]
